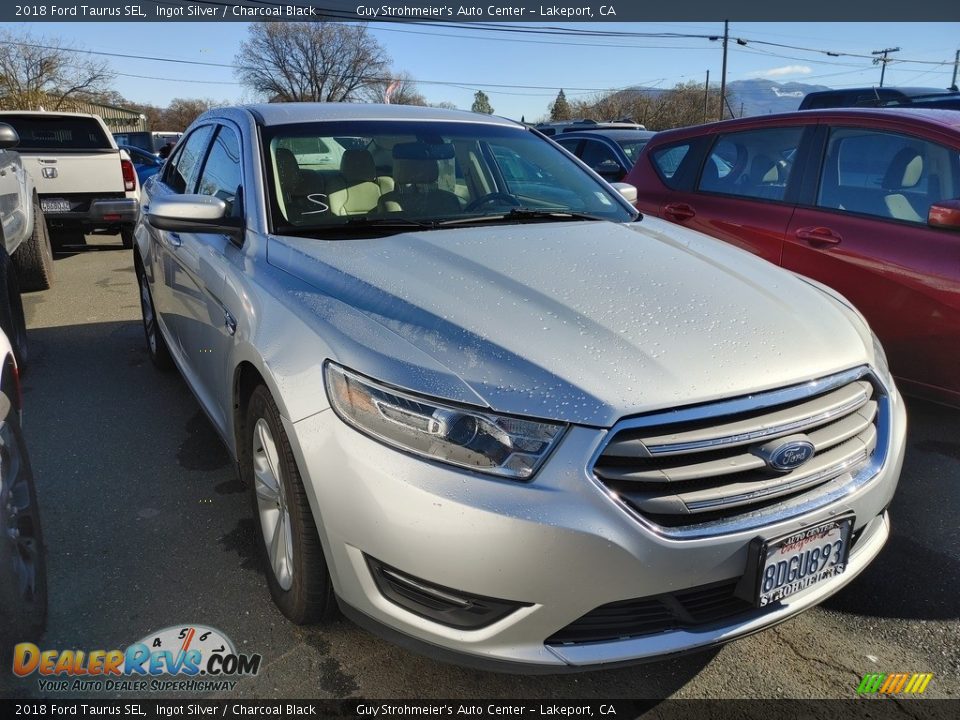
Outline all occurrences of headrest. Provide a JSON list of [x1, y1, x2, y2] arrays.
[[883, 147, 923, 189], [393, 157, 439, 185], [750, 154, 777, 183], [275, 148, 300, 186], [341, 149, 377, 183]]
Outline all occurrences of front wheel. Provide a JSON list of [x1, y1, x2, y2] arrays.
[[243, 384, 335, 624], [0, 391, 48, 659], [136, 261, 172, 370]]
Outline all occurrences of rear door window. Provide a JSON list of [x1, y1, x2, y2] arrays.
[[697, 127, 804, 202], [817, 127, 960, 224]]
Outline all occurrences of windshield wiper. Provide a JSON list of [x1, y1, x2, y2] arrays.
[[275, 216, 435, 238], [435, 208, 609, 227]]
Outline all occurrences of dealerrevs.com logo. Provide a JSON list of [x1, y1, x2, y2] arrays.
[[13, 625, 262, 693]]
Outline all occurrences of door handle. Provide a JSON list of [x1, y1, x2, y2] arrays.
[[224, 310, 237, 336], [795, 226, 842, 246], [168, 232, 182, 248], [663, 203, 696, 222]]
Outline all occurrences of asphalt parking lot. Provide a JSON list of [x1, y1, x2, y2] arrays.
[[5, 235, 959, 700]]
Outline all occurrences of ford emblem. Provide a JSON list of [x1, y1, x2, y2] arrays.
[[753, 435, 816, 473]]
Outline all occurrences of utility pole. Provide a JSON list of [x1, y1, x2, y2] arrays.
[[951, 49, 959, 91], [703, 69, 710, 123], [719, 20, 729, 121], [872, 47, 900, 87]]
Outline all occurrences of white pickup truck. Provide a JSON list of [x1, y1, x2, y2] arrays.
[[0, 111, 140, 249], [0, 122, 56, 367]]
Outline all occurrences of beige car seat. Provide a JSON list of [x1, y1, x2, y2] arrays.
[[883, 148, 925, 222], [378, 157, 462, 217], [327, 149, 394, 216]]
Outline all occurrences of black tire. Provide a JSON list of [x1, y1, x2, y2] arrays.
[[121, 226, 134, 250], [0, 247, 28, 369], [135, 257, 172, 370], [243, 384, 336, 624], [0, 390, 48, 660], [11, 198, 54, 292]]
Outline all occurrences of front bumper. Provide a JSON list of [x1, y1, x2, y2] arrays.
[[286, 385, 906, 671]]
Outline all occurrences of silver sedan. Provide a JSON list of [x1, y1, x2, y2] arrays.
[[134, 103, 905, 672]]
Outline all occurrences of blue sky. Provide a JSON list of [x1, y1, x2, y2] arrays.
[[6, 21, 960, 120]]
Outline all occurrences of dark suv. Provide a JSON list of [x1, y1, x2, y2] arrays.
[[799, 87, 960, 110]]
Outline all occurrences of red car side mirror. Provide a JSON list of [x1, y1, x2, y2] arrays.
[[928, 199, 960, 230]]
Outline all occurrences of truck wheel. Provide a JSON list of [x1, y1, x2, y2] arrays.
[[0, 248, 28, 369], [121, 226, 134, 250], [12, 198, 55, 292]]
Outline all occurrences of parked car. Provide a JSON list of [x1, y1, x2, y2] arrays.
[[798, 86, 959, 110], [554, 129, 657, 182], [0, 112, 140, 249], [0, 327, 47, 663], [113, 130, 183, 156], [135, 103, 903, 672], [119, 144, 165, 186], [626, 107, 960, 407], [0, 122, 57, 367]]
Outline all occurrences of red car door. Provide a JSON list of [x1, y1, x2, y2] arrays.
[[649, 125, 808, 265], [783, 123, 960, 404]]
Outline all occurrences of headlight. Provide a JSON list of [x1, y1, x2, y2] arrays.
[[324, 363, 565, 480], [871, 332, 892, 382]]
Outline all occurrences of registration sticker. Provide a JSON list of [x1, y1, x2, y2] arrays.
[[41, 198, 71, 213], [750, 516, 854, 607]]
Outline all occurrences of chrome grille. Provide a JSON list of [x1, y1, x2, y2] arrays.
[[592, 367, 887, 535]]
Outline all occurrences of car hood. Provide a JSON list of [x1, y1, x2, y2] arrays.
[[268, 218, 870, 427]]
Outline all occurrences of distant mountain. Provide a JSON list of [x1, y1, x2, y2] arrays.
[[726, 79, 831, 116]]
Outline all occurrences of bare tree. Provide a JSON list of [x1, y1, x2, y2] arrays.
[[565, 81, 731, 131], [364, 71, 426, 106], [0, 29, 114, 110], [235, 22, 391, 103]]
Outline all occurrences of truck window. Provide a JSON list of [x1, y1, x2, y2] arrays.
[[0, 115, 110, 150]]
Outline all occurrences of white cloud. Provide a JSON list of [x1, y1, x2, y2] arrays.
[[747, 65, 813, 79]]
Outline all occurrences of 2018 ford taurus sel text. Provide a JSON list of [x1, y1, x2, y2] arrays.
[[134, 104, 905, 672]]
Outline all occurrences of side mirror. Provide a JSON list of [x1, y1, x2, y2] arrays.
[[928, 199, 960, 230], [594, 159, 625, 181], [610, 182, 638, 205], [146, 194, 243, 242], [0, 123, 20, 150]]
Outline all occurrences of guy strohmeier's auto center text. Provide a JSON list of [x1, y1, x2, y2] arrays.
[[14, 3, 619, 19]]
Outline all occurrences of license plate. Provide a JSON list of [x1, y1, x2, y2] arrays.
[[41, 199, 71, 213], [754, 516, 854, 607]]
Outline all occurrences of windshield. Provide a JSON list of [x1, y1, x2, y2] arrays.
[[261, 120, 636, 235]]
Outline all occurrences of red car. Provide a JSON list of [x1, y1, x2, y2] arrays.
[[626, 108, 960, 407]]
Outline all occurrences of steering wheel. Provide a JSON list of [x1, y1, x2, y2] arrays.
[[464, 192, 522, 213]]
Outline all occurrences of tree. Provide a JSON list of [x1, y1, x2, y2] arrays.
[[364, 71, 426, 106], [235, 21, 390, 103], [471, 90, 494, 115], [0, 29, 114, 110], [549, 89, 572, 121], [160, 98, 226, 132], [430, 101, 458, 110]]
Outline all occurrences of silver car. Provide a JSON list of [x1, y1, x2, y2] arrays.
[[135, 104, 905, 672]]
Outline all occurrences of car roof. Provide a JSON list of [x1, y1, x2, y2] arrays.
[[223, 103, 521, 128], [556, 129, 657, 141], [0, 111, 100, 119], [806, 86, 954, 98], [649, 107, 960, 143]]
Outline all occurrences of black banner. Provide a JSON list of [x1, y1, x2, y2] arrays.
[[2, 0, 960, 23], [1, 700, 959, 720]]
